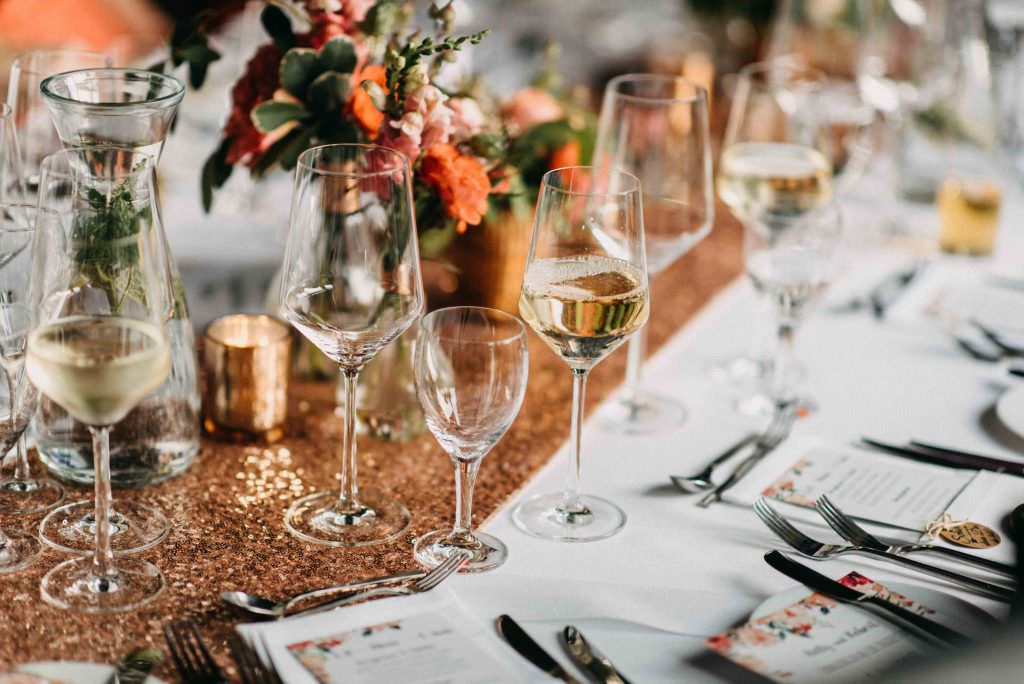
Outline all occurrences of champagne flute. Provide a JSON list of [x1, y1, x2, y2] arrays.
[[280, 144, 424, 547], [30, 147, 172, 612], [6, 49, 112, 188], [592, 74, 713, 434], [711, 59, 833, 414], [0, 203, 64, 514], [414, 307, 528, 572], [513, 166, 649, 542]]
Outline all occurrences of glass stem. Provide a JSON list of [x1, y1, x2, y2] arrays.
[[89, 426, 115, 581], [772, 315, 798, 406], [11, 434, 30, 483], [338, 366, 361, 512], [449, 458, 480, 545], [561, 368, 589, 514], [1, 369, 24, 482], [623, 326, 645, 407]]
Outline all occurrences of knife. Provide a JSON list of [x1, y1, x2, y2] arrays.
[[561, 626, 632, 684], [764, 551, 974, 648], [112, 647, 162, 684], [861, 437, 1024, 477], [496, 614, 581, 683]]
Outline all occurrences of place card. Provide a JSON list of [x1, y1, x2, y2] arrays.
[[706, 572, 932, 683]]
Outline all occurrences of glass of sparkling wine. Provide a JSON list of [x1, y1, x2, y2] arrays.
[[711, 59, 833, 412], [413, 307, 528, 572], [591, 74, 714, 435], [513, 167, 649, 542], [30, 147, 172, 612], [279, 144, 424, 547]]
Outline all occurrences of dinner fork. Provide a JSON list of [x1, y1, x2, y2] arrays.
[[814, 495, 1016, 579], [163, 620, 227, 684], [753, 498, 1015, 602], [289, 549, 470, 617], [697, 403, 797, 508], [229, 636, 283, 684]]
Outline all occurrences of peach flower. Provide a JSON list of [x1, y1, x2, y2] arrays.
[[420, 143, 491, 232], [502, 87, 563, 132]]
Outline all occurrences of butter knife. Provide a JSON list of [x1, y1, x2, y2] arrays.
[[112, 647, 162, 684], [561, 626, 632, 684], [496, 614, 580, 683]]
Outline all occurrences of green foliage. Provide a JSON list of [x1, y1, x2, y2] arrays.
[[358, 0, 406, 37], [201, 139, 233, 212], [317, 36, 357, 74], [384, 30, 488, 118], [307, 71, 352, 114], [251, 101, 308, 132], [164, 12, 221, 89], [280, 48, 319, 98], [260, 4, 296, 52], [507, 119, 576, 188]]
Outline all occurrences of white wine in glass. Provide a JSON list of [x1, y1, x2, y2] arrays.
[[718, 142, 832, 224], [513, 167, 648, 542]]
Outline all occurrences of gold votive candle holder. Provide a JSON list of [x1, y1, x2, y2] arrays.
[[203, 314, 291, 443]]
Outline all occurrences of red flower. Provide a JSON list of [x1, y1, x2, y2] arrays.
[[349, 64, 387, 139], [224, 43, 281, 166], [549, 139, 580, 170], [420, 143, 491, 233]]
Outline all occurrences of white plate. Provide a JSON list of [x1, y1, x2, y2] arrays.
[[753, 581, 997, 640], [15, 662, 164, 684], [996, 386, 1024, 440]]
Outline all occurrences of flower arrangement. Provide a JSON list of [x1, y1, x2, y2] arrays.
[[160, 0, 594, 256]]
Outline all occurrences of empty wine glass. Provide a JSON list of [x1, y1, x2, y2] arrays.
[[30, 147, 172, 612], [280, 144, 424, 547], [592, 74, 713, 434], [6, 49, 112, 187], [513, 167, 649, 542], [0, 203, 64, 514], [413, 307, 528, 572]]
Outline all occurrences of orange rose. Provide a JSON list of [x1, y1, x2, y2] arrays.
[[549, 139, 580, 170], [420, 143, 491, 233], [350, 64, 387, 139]]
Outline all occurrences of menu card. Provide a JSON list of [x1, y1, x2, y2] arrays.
[[706, 572, 932, 683]]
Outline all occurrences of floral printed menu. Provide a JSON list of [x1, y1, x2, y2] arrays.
[[706, 573, 934, 682]]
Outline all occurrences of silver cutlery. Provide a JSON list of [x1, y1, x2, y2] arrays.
[[163, 620, 226, 684], [496, 614, 581, 683], [229, 635, 283, 684], [831, 262, 924, 318], [764, 550, 974, 648], [972, 320, 1024, 356], [754, 498, 1014, 602], [111, 647, 162, 684], [562, 625, 632, 684], [861, 436, 1024, 477], [698, 403, 797, 508], [670, 434, 756, 493], [222, 569, 425, 619], [814, 495, 1016, 579], [289, 550, 469, 618]]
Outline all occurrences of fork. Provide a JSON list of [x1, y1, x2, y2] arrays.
[[288, 549, 470, 617], [229, 636, 283, 684], [753, 498, 1015, 602], [697, 403, 797, 508], [814, 495, 1016, 579], [163, 620, 227, 684]]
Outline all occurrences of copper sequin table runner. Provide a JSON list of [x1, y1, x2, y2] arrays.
[[0, 213, 741, 679]]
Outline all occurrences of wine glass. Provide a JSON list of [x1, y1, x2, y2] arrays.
[[592, 74, 713, 434], [0, 203, 64, 514], [711, 59, 833, 414], [6, 49, 112, 187], [279, 144, 424, 547], [745, 199, 843, 407], [30, 147, 172, 612], [513, 166, 649, 542], [413, 307, 528, 572], [37, 150, 171, 555]]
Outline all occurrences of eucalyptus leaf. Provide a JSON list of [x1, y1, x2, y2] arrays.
[[261, 4, 295, 52], [201, 139, 233, 212], [317, 36, 357, 75], [251, 101, 308, 133], [280, 48, 318, 98], [307, 71, 351, 114]]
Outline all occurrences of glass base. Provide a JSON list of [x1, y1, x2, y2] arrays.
[[285, 489, 410, 547], [735, 393, 816, 419], [413, 529, 507, 573], [707, 355, 806, 393], [511, 493, 626, 542], [600, 393, 687, 434], [40, 556, 164, 613], [0, 477, 65, 515], [0, 529, 41, 573], [39, 500, 169, 555]]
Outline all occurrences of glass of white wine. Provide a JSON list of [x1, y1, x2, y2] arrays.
[[513, 166, 649, 542], [592, 74, 714, 435], [711, 59, 833, 414], [279, 144, 424, 547], [30, 147, 172, 612]]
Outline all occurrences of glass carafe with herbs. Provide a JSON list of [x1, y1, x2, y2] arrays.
[[36, 69, 199, 487]]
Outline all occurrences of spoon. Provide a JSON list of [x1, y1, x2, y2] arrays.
[[670, 434, 755, 493], [222, 569, 424, 619]]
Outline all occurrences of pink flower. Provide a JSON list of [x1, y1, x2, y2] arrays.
[[502, 87, 563, 132], [381, 85, 455, 163], [381, 113, 424, 162], [448, 97, 486, 140]]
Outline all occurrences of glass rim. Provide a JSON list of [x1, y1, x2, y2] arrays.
[[297, 143, 411, 178], [40, 68, 185, 108], [737, 57, 826, 89], [540, 165, 642, 198], [606, 73, 707, 105], [11, 48, 110, 75], [38, 145, 157, 179], [420, 306, 528, 346], [206, 314, 291, 347]]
